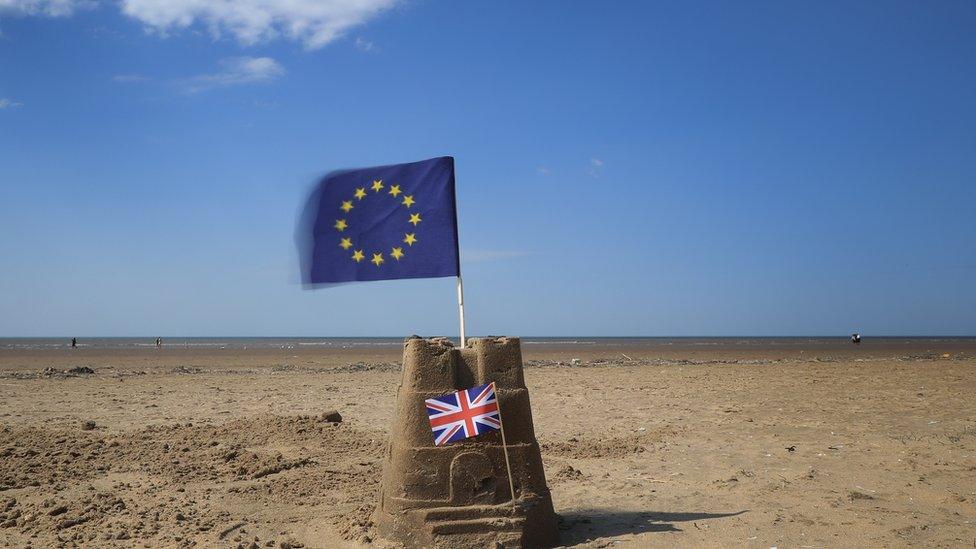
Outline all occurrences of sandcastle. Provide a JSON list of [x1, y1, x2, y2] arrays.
[[375, 336, 559, 548]]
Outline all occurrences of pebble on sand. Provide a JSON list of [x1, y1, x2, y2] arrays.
[[320, 411, 342, 423]]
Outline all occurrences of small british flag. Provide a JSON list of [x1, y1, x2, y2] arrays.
[[425, 382, 502, 446]]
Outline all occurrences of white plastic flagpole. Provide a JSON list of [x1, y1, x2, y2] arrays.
[[454, 165, 467, 349], [456, 276, 467, 348]]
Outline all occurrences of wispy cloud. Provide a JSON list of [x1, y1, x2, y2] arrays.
[[0, 98, 23, 109], [180, 56, 284, 94], [462, 249, 531, 263], [112, 73, 150, 83], [4, 0, 397, 49], [120, 0, 399, 49], [0, 0, 91, 17], [251, 99, 279, 109], [536, 166, 551, 175], [354, 36, 375, 52], [587, 157, 604, 178]]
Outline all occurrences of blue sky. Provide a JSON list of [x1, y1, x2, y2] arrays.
[[1, 1, 974, 337]]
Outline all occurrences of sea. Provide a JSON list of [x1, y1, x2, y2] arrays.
[[1, 336, 974, 351]]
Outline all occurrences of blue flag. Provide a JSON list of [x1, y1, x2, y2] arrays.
[[300, 156, 460, 284]]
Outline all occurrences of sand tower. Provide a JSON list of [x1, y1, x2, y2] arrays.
[[375, 336, 559, 548]]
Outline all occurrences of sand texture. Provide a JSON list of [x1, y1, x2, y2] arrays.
[[375, 337, 558, 548], [0, 339, 974, 547]]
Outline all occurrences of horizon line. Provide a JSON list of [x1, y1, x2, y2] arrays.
[[2, 335, 975, 339]]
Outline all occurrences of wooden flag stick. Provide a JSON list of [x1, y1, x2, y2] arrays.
[[493, 382, 518, 508]]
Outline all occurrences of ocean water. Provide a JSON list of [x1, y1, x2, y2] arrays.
[[1, 336, 974, 351]]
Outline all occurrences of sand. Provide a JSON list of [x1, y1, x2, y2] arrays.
[[0, 339, 974, 548]]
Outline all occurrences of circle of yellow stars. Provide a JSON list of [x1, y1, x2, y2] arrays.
[[333, 179, 420, 267]]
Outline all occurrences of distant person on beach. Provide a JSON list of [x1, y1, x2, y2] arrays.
[[852, 333, 861, 345], [155, 337, 162, 349], [71, 337, 77, 348]]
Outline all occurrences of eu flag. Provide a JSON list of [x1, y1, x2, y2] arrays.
[[300, 156, 460, 284]]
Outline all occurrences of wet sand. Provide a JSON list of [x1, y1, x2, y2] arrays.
[[1, 339, 974, 547]]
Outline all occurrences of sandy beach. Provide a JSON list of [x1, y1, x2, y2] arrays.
[[1, 338, 974, 548]]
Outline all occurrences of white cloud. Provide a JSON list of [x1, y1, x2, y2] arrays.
[[0, 98, 24, 109], [587, 157, 604, 178], [0, 0, 90, 16], [181, 56, 284, 94], [354, 36, 374, 52], [536, 166, 550, 175], [120, 0, 398, 49], [251, 99, 278, 109], [112, 73, 150, 83]]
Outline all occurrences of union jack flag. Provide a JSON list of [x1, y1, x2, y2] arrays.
[[425, 382, 501, 446]]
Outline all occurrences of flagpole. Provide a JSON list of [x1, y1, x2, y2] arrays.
[[456, 276, 467, 349], [492, 382, 518, 508], [454, 162, 466, 349]]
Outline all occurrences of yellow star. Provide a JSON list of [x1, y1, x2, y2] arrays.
[[408, 213, 422, 226], [334, 219, 348, 231], [340, 200, 354, 213], [388, 184, 402, 197], [401, 195, 415, 208], [339, 238, 353, 250], [403, 233, 417, 246], [354, 188, 367, 200], [371, 180, 384, 192], [371, 252, 384, 266], [391, 247, 404, 260], [352, 249, 364, 262]]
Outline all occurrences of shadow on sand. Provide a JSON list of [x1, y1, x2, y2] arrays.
[[557, 509, 748, 545]]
